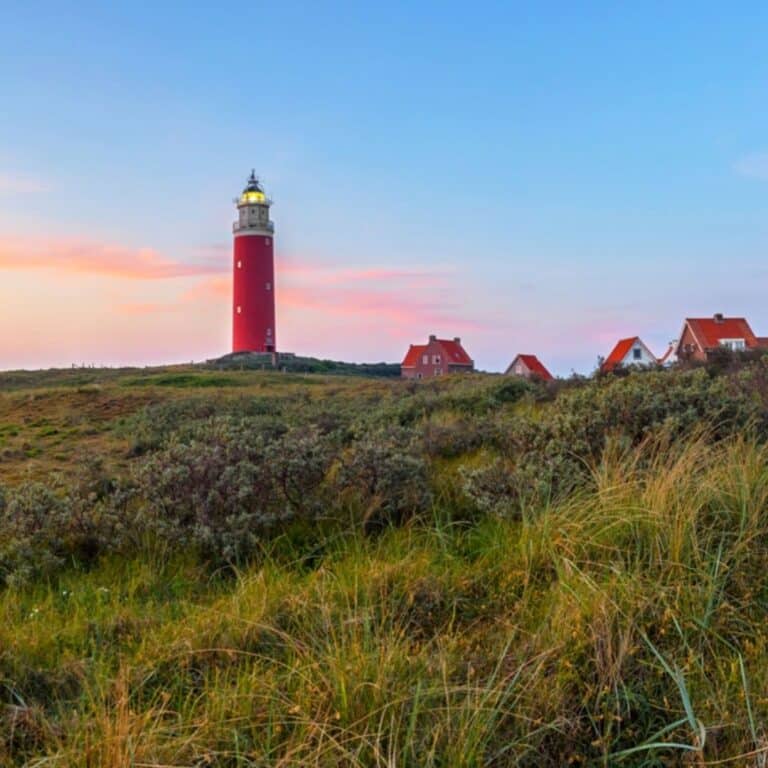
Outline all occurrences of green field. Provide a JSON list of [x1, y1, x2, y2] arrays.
[[2, 363, 768, 765]]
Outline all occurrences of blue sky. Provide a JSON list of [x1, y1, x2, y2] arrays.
[[1, 2, 767, 373]]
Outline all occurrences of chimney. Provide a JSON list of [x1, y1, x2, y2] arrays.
[[428, 334, 436, 342], [714, 313, 724, 324], [453, 337, 461, 344]]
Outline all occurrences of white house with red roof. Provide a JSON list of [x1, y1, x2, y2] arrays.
[[505, 354, 554, 381], [601, 337, 658, 373], [401, 335, 474, 379], [676, 314, 768, 362]]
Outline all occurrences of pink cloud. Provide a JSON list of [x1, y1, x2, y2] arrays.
[[180, 275, 231, 301], [0, 232, 488, 367], [277, 274, 489, 334], [277, 263, 451, 286], [114, 260, 473, 326], [0, 235, 226, 279], [116, 302, 178, 316]]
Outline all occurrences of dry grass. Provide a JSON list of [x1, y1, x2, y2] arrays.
[[1, 436, 768, 764]]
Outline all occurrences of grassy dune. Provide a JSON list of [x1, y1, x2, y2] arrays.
[[2, 365, 768, 765]]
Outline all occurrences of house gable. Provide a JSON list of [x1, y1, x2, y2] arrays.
[[602, 337, 657, 372], [676, 315, 764, 361], [505, 354, 553, 381], [401, 336, 474, 379]]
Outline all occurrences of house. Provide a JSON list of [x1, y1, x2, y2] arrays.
[[676, 314, 768, 362], [505, 354, 554, 382], [658, 342, 677, 368], [601, 337, 658, 373], [401, 335, 474, 379]]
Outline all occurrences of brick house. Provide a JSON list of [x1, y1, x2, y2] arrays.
[[401, 335, 474, 379], [601, 337, 658, 373], [505, 354, 554, 381], [675, 314, 768, 362]]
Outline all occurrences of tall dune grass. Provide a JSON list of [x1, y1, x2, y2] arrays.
[[3, 435, 768, 765]]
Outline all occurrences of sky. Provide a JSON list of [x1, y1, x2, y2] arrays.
[[1, 2, 767, 375]]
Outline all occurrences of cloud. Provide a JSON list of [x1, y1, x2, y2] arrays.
[[112, 261, 488, 337], [179, 276, 231, 301], [279, 264, 452, 286], [116, 302, 176, 316], [276, 264, 490, 333], [0, 172, 49, 194], [734, 152, 768, 181], [0, 236, 226, 279]]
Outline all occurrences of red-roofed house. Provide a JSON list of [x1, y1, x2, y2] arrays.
[[401, 335, 474, 379], [658, 343, 677, 368], [601, 337, 658, 373], [676, 314, 768, 362], [505, 354, 554, 381]]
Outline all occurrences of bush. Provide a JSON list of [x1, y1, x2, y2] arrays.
[[134, 421, 336, 564], [121, 397, 285, 456], [0, 458, 127, 585], [337, 427, 432, 532], [461, 367, 768, 517]]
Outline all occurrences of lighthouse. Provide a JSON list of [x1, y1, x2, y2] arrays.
[[232, 171, 276, 353]]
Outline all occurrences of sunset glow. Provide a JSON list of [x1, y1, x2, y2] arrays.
[[2, 4, 767, 373]]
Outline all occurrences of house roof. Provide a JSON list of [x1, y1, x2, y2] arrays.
[[684, 317, 759, 350], [658, 344, 676, 364], [438, 339, 473, 365], [509, 354, 554, 381], [401, 344, 428, 367], [602, 337, 642, 372], [401, 338, 474, 367]]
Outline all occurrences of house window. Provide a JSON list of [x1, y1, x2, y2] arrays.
[[632, 347, 642, 360], [720, 339, 746, 351], [433, 355, 441, 364], [422, 354, 429, 365], [236, 306, 242, 314], [434, 368, 443, 376]]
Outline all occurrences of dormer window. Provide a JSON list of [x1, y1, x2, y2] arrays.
[[632, 347, 642, 360], [720, 339, 746, 351]]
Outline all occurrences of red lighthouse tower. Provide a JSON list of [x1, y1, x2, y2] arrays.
[[232, 171, 276, 353]]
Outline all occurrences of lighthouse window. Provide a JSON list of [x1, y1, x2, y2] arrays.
[[267, 328, 272, 336], [237, 260, 242, 269], [265, 282, 271, 290], [236, 306, 242, 314], [265, 238, 271, 245]]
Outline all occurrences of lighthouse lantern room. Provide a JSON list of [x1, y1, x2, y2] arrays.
[[232, 171, 276, 353]]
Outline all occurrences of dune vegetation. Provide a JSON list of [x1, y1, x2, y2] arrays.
[[2, 361, 768, 765]]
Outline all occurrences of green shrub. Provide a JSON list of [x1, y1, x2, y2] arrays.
[[0, 459, 128, 585], [134, 421, 336, 564], [337, 427, 432, 532]]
